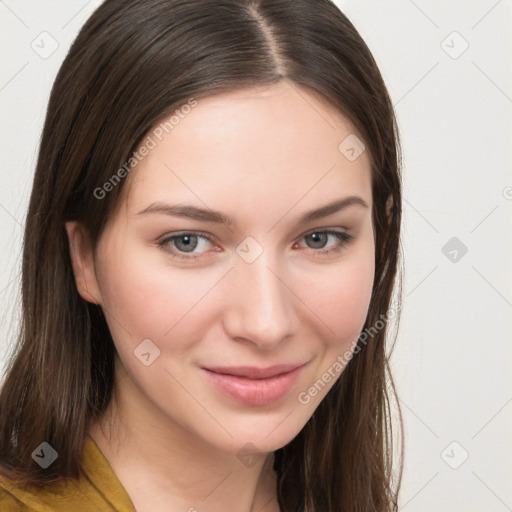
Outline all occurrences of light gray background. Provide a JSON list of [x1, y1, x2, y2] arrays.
[[1, 1, 511, 510]]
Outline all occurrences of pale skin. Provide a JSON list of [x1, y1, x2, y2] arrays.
[[66, 80, 375, 512]]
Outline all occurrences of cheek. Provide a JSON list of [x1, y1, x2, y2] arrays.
[[299, 252, 374, 348], [96, 228, 374, 358], [94, 242, 172, 343], [95, 241, 219, 353]]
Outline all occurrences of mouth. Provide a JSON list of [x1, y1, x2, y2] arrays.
[[200, 362, 309, 406], [202, 363, 305, 379]]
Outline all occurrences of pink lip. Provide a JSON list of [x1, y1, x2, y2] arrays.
[[201, 363, 308, 406]]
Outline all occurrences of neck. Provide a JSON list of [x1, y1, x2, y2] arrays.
[[88, 361, 279, 512]]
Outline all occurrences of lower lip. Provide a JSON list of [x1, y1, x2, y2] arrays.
[[201, 364, 307, 406]]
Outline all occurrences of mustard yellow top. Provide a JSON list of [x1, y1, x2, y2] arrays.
[[0, 437, 136, 511]]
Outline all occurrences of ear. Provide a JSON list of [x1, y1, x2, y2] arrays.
[[64, 221, 102, 305]]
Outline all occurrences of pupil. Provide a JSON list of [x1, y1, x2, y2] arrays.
[[177, 235, 197, 252], [309, 232, 326, 248]]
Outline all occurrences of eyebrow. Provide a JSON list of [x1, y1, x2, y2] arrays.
[[135, 196, 368, 227]]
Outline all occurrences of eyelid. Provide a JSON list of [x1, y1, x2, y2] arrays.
[[299, 225, 350, 238], [157, 227, 354, 260], [156, 231, 217, 261], [294, 227, 353, 249], [157, 230, 215, 243]]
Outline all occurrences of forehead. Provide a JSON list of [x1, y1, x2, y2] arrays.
[[121, 81, 372, 223]]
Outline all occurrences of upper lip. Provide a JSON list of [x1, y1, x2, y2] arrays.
[[202, 363, 306, 380]]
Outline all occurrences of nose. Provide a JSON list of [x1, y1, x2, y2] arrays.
[[222, 248, 298, 350]]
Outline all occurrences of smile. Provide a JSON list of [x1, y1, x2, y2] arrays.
[[201, 363, 309, 406]]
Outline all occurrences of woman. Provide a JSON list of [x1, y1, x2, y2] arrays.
[[0, 0, 403, 510]]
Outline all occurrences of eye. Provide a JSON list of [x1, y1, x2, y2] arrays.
[[295, 229, 354, 256], [157, 228, 354, 261], [157, 232, 216, 260]]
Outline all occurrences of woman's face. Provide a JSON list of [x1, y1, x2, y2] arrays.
[[69, 80, 375, 455]]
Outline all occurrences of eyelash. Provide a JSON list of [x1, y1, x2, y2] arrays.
[[157, 229, 354, 261]]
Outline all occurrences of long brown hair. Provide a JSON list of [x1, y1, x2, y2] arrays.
[[0, 0, 404, 510]]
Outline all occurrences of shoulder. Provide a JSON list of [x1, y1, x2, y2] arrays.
[[0, 437, 136, 512], [0, 473, 72, 511], [0, 495, 25, 511], [0, 471, 101, 511], [0, 477, 35, 511]]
